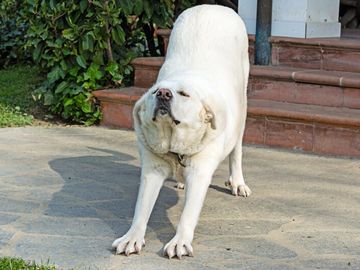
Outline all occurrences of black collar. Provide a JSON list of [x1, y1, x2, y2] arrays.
[[170, 152, 187, 167]]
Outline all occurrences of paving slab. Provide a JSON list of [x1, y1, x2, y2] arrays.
[[0, 126, 359, 270]]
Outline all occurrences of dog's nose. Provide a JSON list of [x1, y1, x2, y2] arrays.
[[156, 88, 172, 101]]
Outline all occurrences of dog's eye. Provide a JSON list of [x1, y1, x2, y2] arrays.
[[177, 90, 190, 97]]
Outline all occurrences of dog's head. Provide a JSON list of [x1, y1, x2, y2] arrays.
[[133, 78, 219, 156]]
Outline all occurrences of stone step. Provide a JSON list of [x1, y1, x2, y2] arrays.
[[132, 57, 164, 88], [249, 66, 360, 109], [93, 88, 360, 157], [271, 36, 360, 72], [92, 87, 146, 129], [157, 28, 360, 72], [131, 57, 360, 109], [246, 99, 360, 157]]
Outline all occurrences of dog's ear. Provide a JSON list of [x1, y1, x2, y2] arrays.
[[132, 94, 146, 128], [203, 103, 216, 130]]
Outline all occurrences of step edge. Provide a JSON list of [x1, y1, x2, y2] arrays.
[[130, 58, 360, 89], [251, 66, 360, 89], [92, 87, 147, 104], [156, 28, 256, 42], [270, 36, 360, 50], [131, 57, 165, 68], [248, 100, 360, 127]]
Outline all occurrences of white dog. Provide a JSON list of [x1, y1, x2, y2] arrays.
[[112, 4, 251, 259]]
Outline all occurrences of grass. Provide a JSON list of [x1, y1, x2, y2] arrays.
[[0, 257, 57, 270], [0, 65, 43, 127]]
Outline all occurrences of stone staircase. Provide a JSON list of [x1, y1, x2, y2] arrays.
[[93, 30, 360, 157]]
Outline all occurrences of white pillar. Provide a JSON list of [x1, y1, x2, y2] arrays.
[[238, 0, 341, 38]]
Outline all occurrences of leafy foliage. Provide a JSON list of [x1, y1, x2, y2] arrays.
[[0, 0, 30, 67], [0, 65, 42, 127], [1, 0, 237, 125], [0, 257, 58, 270], [21, 0, 174, 125]]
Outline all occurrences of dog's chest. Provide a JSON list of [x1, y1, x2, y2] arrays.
[[141, 117, 207, 156], [160, 152, 189, 183]]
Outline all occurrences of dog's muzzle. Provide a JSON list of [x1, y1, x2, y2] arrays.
[[152, 88, 180, 125]]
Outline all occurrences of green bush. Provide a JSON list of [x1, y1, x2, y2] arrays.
[[0, 257, 57, 270], [0, 0, 30, 67], [21, 0, 174, 125]]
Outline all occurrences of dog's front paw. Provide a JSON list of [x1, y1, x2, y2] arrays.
[[163, 234, 194, 259], [175, 182, 185, 189], [225, 177, 252, 197], [112, 230, 145, 256]]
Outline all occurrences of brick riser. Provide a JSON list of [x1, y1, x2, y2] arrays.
[[92, 89, 360, 157], [245, 117, 360, 157], [271, 36, 360, 73], [93, 87, 146, 129], [249, 67, 360, 109], [245, 100, 360, 157], [250, 78, 360, 109]]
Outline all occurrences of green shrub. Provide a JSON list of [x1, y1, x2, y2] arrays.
[[0, 257, 57, 270], [21, 0, 174, 125], [0, 0, 30, 67], [0, 65, 42, 127]]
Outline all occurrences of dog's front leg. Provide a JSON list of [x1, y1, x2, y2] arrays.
[[163, 154, 219, 259], [112, 149, 170, 256]]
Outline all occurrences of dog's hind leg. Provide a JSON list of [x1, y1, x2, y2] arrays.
[[226, 59, 251, 197], [226, 117, 251, 197], [174, 163, 185, 189]]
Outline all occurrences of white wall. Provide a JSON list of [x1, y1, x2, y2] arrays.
[[238, 0, 341, 38]]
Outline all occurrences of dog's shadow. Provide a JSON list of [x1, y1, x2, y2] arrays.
[[47, 147, 178, 251]]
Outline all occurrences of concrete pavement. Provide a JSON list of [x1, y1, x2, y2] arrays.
[[0, 126, 359, 270]]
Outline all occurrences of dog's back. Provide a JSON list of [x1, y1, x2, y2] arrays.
[[158, 4, 249, 90]]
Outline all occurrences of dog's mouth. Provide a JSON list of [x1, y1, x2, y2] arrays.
[[154, 106, 170, 116], [152, 103, 180, 125]]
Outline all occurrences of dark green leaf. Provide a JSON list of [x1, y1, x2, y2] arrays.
[[143, 1, 154, 18], [92, 1, 104, 8], [47, 67, 62, 83], [81, 101, 92, 113], [80, 0, 88, 13], [60, 60, 68, 71], [62, 29, 75, 40], [55, 81, 69, 94], [105, 62, 119, 75], [49, 0, 56, 10], [81, 34, 94, 51], [118, 0, 133, 14], [44, 92, 54, 106], [111, 26, 125, 45], [69, 66, 80, 77], [93, 51, 104, 65], [134, 0, 143, 15], [84, 63, 103, 81], [64, 98, 74, 107], [32, 45, 42, 62], [76, 55, 87, 68]]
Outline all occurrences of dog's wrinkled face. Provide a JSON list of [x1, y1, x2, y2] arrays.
[[135, 85, 216, 156], [152, 88, 181, 125]]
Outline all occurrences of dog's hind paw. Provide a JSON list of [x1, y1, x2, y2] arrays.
[[225, 178, 252, 197], [175, 182, 185, 189]]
